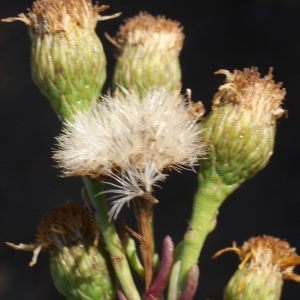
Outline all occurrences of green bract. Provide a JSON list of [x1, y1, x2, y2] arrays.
[[51, 245, 115, 300]]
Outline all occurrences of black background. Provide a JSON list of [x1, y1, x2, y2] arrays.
[[1, 0, 300, 299]]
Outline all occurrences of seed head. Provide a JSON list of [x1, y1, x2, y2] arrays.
[[53, 88, 206, 219]]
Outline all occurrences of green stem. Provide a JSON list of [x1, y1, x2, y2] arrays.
[[125, 236, 145, 279], [167, 260, 181, 300], [175, 174, 238, 296], [82, 177, 141, 300]]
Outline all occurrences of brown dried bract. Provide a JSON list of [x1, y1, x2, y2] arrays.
[[2, 0, 121, 33], [213, 235, 300, 285], [212, 67, 286, 120], [6, 201, 100, 266], [111, 11, 184, 53]]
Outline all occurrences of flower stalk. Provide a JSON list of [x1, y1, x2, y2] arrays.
[[82, 177, 141, 300], [175, 175, 238, 295], [133, 198, 156, 289]]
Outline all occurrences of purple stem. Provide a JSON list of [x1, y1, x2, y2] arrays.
[[143, 235, 175, 300], [177, 264, 200, 300], [117, 290, 128, 300], [116, 281, 128, 300]]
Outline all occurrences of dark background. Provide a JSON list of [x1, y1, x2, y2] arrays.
[[1, 0, 300, 299]]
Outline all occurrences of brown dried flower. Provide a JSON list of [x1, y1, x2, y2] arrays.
[[213, 235, 300, 300]]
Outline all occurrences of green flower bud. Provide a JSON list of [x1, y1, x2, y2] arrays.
[[6, 201, 116, 300], [111, 12, 184, 96], [200, 67, 286, 187], [2, 0, 119, 121], [50, 244, 114, 300], [213, 236, 300, 300]]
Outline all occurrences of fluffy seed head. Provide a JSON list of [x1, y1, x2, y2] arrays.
[[53, 88, 206, 218]]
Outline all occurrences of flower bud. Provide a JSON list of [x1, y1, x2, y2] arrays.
[[50, 244, 115, 300], [200, 67, 286, 186], [6, 201, 116, 300], [111, 12, 184, 96], [213, 236, 300, 300], [2, 0, 119, 121]]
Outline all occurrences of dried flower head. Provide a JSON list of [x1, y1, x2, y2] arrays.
[[111, 11, 184, 95], [212, 67, 285, 118], [114, 11, 184, 51], [6, 201, 100, 265], [2, 0, 121, 121], [200, 67, 286, 187], [53, 88, 206, 219], [6, 201, 115, 299], [3, 0, 117, 34], [213, 236, 300, 300]]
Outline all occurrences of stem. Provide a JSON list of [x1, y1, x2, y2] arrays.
[[133, 198, 155, 290], [176, 174, 238, 296], [82, 177, 141, 300], [177, 264, 200, 300], [125, 236, 145, 279], [167, 260, 182, 300], [143, 236, 174, 300]]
